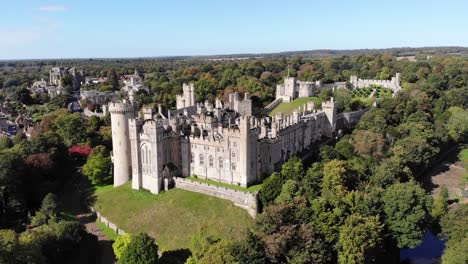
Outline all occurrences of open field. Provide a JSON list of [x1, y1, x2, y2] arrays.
[[269, 97, 321, 116], [423, 146, 467, 201], [92, 183, 254, 251]]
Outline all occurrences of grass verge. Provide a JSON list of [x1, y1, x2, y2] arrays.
[[270, 97, 321, 116], [186, 176, 262, 193], [95, 220, 120, 241]]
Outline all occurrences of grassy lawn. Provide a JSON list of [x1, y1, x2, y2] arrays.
[[186, 176, 262, 193], [95, 220, 120, 241], [93, 183, 254, 251], [351, 97, 375, 107], [269, 97, 321, 116]]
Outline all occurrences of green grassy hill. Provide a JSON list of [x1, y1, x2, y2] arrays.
[[269, 97, 321, 116], [93, 183, 253, 251]]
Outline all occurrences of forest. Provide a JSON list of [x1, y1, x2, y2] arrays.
[[0, 50, 467, 263]]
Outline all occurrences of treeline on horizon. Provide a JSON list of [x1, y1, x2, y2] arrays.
[[0, 49, 466, 263]]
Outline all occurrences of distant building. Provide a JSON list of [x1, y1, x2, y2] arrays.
[[49, 66, 84, 90], [121, 69, 148, 93], [349, 73, 401, 92], [0, 114, 16, 136], [80, 90, 117, 105], [84, 77, 108, 85], [275, 73, 402, 102]]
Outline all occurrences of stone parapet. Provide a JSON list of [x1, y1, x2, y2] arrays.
[[174, 177, 259, 218]]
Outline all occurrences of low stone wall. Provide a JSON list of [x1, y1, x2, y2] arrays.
[[264, 98, 283, 113], [174, 177, 259, 218], [90, 207, 126, 235]]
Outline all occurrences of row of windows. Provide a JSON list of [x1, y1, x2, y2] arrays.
[[191, 142, 237, 151], [191, 153, 237, 170]]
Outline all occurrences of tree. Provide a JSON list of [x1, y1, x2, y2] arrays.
[[198, 240, 236, 264], [231, 231, 266, 264], [119, 232, 158, 264], [86, 115, 102, 134], [382, 181, 432, 248], [301, 162, 323, 202], [319, 88, 333, 102], [321, 159, 348, 206], [320, 145, 338, 161], [14, 87, 33, 105], [352, 130, 386, 159], [107, 69, 119, 90], [40, 193, 59, 217], [337, 214, 383, 264], [259, 172, 283, 206], [0, 229, 19, 263], [431, 186, 449, 223], [372, 157, 413, 187], [440, 204, 468, 264], [275, 180, 301, 204], [256, 202, 329, 263], [356, 109, 388, 134], [113, 233, 132, 260], [281, 156, 304, 181], [0, 152, 27, 229], [83, 146, 112, 185], [55, 113, 86, 146], [441, 235, 468, 264], [335, 136, 354, 160], [446, 107, 468, 142], [0, 137, 13, 150]]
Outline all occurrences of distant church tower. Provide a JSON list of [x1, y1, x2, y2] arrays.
[[109, 101, 135, 186]]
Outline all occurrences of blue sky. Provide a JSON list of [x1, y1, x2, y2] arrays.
[[0, 0, 467, 59]]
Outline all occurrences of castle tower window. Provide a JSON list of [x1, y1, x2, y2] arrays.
[[209, 155, 214, 167], [218, 157, 223, 168], [191, 152, 195, 163], [199, 154, 204, 166], [231, 151, 236, 159], [231, 163, 236, 171]]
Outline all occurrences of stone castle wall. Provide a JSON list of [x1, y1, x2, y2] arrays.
[[174, 177, 258, 217]]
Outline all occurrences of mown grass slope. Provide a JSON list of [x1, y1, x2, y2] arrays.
[[93, 183, 253, 251], [270, 96, 321, 116]]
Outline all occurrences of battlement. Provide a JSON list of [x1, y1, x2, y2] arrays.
[[109, 102, 135, 114]]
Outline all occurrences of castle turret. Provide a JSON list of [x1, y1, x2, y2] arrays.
[[239, 116, 251, 187], [109, 102, 135, 187], [322, 97, 337, 136]]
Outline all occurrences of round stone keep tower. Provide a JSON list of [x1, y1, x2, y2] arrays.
[[109, 102, 135, 187]]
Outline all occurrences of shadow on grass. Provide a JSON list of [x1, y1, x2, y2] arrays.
[[159, 248, 192, 264]]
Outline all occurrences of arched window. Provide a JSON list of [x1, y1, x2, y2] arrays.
[[199, 154, 204, 166], [231, 151, 236, 159], [218, 157, 223, 168], [209, 155, 214, 167], [231, 163, 236, 171], [191, 152, 195, 163]]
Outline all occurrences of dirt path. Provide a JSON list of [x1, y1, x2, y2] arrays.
[[62, 178, 116, 264], [422, 147, 466, 201]]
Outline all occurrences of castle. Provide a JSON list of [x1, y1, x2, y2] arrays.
[[109, 82, 366, 194], [275, 73, 401, 102]]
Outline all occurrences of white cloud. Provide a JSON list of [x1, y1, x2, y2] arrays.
[[37, 5, 66, 12]]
